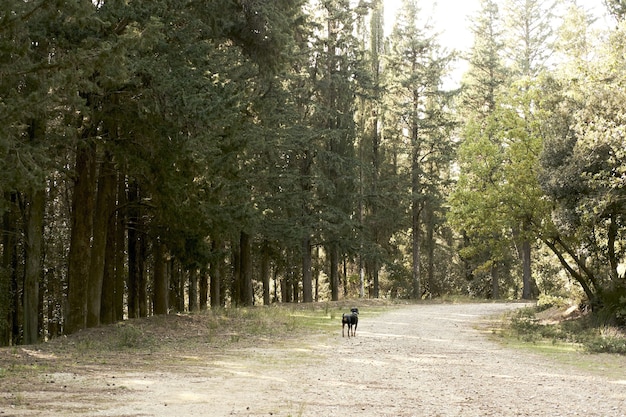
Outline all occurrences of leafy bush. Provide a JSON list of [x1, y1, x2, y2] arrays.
[[594, 288, 626, 327], [505, 306, 626, 354]]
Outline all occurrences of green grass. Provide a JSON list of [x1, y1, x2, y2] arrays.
[[52, 301, 394, 356], [497, 306, 626, 355]]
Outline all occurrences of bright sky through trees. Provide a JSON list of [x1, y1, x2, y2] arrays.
[[384, 0, 610, 50], [383, 0, 612, 85]]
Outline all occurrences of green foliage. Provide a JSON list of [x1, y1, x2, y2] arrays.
[[536, 16, 626, 316], [504, 307, 626, 354]]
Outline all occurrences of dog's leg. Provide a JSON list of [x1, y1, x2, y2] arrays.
[[353, 321, 357, 337]]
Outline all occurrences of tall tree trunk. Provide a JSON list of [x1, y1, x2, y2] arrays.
[[87, 152, 115, 328], [153, 241, 169, 315], [411, 202, 422, 299], [138, 228, 147, 317], [66, 142, 96, 334], [283, 252, 293, 302], [209, 239, 222, 309], [329, 243, 339, 301], [2, 193, 19, 345], [199, 269, 208, 311], [239, 231, 253, 306], [232, 239, 241, 306], [302, 236, 313, 303], [343, 257, 348, 297], [521, 239, 532, 300], [0, 195, 14, 346], [425, 203, 435, 298], [491, 262, 500, 299], [292, 265, 299, 303], [169, 259, 185, 312], [127, 181, 140, 319], [411, 83, 422, 299], [314, 246, 321, 302], [127, 181, 148, 318], [372, 265, 380, 298], [189, 268, 198, 312], [114, 175, 126, 322], [101, 201, 116, 324], [607, 212, 619, 281], [261, 241, 270, 305], [23, 188, 45, 344], [517, 220, 533, 300]]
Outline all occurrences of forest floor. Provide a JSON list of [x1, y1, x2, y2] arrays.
[[1, 302, 625, 416]]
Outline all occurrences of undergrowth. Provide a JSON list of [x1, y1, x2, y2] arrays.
[[42, 301, 394, 357], [502, 306, 626, 355]]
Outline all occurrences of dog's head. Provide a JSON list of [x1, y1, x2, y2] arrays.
[[350, 307, 359, 315]]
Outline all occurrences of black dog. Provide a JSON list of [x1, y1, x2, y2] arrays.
[[342, 308, 359, 337]]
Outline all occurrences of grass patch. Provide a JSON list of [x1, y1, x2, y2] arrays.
[[0, 299, 397, 401], [496, 306, 626, 355]]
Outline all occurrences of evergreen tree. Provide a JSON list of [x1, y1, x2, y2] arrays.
[[386, 0, 455, 299], [450, 0, 512, 298]]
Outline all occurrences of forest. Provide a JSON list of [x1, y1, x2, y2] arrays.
[[1, 0, 625, 345]]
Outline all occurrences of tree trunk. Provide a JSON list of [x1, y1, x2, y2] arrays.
[[314, 246, 321, 302], [209, 239, 222, 309], [261, 241, 270, 305], [168, 259, 182, 312], [66, 142, 96, 335], [127, 181, 139, 319], [372, 264, 380, 298], [2, 193, 19, 345], [521, 239, 532, 300], [199, 269, 208, 310], [87, 153, 115, 328], [491, 263, 500, 299], [330, 243, 339, 301], [153, 241, 169, 315], [411, 89, 422, 299], [292, 265, 299, 303], [127, 181, 147, 318], [114, 175, 126, 322], [232, 239, 241, 306], [138, 229, 147, 318], [239, 231, 253, 306], [100, 187, 116, 325], [425, 203, 435, 297], [0, 195, 15, 346], [343, 257, 348, 297], [189, 268, 198, 312], [411, 202, 422, 299], [24, 188, 45, 344], [302, 236, 313, 303]]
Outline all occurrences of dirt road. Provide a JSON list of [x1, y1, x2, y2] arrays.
[[102, 303, 626, 416], [4, 303, 626, 416]]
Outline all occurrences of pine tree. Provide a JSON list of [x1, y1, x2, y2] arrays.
[[386, 0, 455, 298], [450, 0, 511, 298]]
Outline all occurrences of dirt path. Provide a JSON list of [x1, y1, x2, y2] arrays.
[[4, 303, 626, 416]]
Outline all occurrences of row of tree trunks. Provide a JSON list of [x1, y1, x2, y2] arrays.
[[5, 153, 367, 343]]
